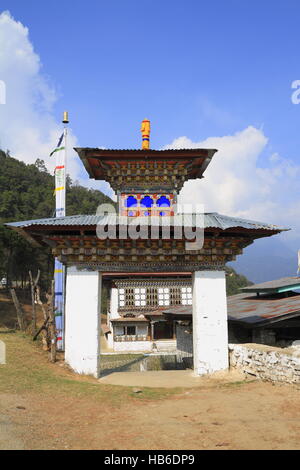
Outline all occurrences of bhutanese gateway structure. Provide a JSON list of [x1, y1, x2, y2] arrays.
[[7, 120, 286, 378]]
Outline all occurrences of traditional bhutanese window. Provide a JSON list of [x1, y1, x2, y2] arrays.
[[156, 195, 171, 207], [133, 287, 147, 307], [181, 286, 192, 305], [170, 286, 182, 305], [140, 195, 153, 208], [125, 195, 138, 207], [120, 193, 174, 217], [118, 284, 192, 308], [145, 286, 158, 306], [158, 287, 170, 306], [123, 325, 136, 335], [115, 325, 137, 336], [118, 288, 126, 307]]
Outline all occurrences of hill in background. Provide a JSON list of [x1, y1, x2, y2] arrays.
[[230, 236, 298, 284]]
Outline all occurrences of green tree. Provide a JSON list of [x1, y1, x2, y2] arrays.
[[225, 266, 252, 296], [0, 151, 114, 289]]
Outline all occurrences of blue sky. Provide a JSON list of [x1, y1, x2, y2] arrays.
[[0, 1, 300, 251], [1, 0, 300, 155]]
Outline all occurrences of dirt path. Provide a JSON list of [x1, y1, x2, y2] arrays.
[[99, 369, 246, 388], [1, 330, 300, 450], [0, 413, 24, 450], [1, 380, 300, 450]]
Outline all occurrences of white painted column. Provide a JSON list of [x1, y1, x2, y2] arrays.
[[109, 287, 119, 319], [65, 267, 102, 378], [0, 339, 6, 364], [192, 270, 228, 375]]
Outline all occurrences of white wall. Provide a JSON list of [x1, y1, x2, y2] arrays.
[[0, 339, 5, 364], [112, 323, 151, 352], [114, 341, 152, 352], [115, 325, 125, 336], [107, 287, 119, 349], [114, 324, 148, 336], [137, 324, 149, 336], [65, 267, 102, 377], [106, 331, 114, 350], [192, 270, 229, 375], [109, 287, 119, 319]]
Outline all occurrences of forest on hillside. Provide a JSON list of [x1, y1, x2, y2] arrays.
[[0, 149, 251, 294], [0, 150, 114, 289]]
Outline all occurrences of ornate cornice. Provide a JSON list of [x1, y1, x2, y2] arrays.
[[114, 279, 192, 288], [63, 260, 226, 272]]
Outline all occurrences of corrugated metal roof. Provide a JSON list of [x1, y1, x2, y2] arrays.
[[202, 213, 286, 231], [227, 292, 300, 325], [163, 306, 193, 316], [163, 292, 300, 325], [6, 214, 102, 228], [241, 277, 300, 293], [5, 212, 287, 232], [74, 147, 217, 154]]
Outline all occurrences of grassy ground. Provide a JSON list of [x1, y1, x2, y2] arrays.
[[1, 292, 300, 450], [0, 329, 178, 402], [2, 330, 300, 450], [0, 289, 33, 329]]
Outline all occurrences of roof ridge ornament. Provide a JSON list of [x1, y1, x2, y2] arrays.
[[141, 118, 150, 150]]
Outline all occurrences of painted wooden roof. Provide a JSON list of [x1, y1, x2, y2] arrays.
[[74, 147, 218, 191]]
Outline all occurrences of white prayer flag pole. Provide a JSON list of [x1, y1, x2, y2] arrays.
[[51, 111, 69, 350]]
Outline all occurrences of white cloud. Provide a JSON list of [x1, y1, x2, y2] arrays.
[[1, 10, 299, 224], [164, 126, 300, 241], [0, 11, 89, 188]]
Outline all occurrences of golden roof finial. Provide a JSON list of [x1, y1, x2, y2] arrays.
[[141, 118, 150, 150], [62, 111, 69, 124]]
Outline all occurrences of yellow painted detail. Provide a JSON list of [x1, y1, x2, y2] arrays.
[[141, 118, 150, 150]]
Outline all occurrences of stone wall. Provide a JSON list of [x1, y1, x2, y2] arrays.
[[229, 343, 300, 384], [100, 353, 187, 374]]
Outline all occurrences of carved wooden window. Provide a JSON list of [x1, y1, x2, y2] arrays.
[[145, 287, 158, 306], [118, 284, 192, 308], [170, 286, 182, 305], [123, 325, 136, 335], [118, 287, 147, 307]]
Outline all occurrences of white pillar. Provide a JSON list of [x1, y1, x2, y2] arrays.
[[107, 286, 119, 349], [65, 267, 102, 378], [0, 339, 5, 364], [109, 287, 119, 320], [192, 270, 228, 375]]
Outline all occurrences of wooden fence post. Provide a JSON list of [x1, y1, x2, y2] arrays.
[[10, 288, 25, 331], [29, 270, 40, 335]]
